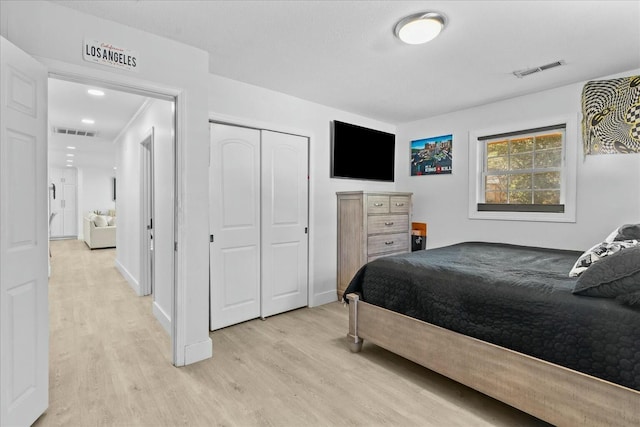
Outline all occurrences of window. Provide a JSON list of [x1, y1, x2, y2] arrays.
[[468, 116, 577, 222]]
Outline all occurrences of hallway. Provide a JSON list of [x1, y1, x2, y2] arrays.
[[40, 240, 172, 425]]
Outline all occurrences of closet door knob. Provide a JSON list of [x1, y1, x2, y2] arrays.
[[384, 222, 394, 226], [385, 241, 394, 245]]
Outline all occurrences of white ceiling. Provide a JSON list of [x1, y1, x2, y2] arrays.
[[49, 0, 640, 125], [48, 79, 148, 169], [47, 0, 640, 169]]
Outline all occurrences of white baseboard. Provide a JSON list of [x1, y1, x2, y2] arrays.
[[115, 258, 140, 295], [152, 301, 171, 335], [184, 337, 213, 365], [311, 289, 338, 307]]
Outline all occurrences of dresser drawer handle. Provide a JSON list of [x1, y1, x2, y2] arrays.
[[395, 203, 404, 207], [373, 203, 384, 207], [384, 222, 394, 226], [384, 241, 394, 245]]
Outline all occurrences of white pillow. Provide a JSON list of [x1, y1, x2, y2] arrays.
[[108, 216, 116, 226], [93, 215, 108, 227], [569, 240, 640, 277]]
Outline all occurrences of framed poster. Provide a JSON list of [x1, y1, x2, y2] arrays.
[[410, 134, 453, 176]]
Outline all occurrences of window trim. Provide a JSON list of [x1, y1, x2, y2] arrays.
[[468, 114, 578, 223]]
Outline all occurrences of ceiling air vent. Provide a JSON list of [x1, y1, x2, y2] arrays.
[[53, 127, 97, 137], [513, 60, 565, 78]]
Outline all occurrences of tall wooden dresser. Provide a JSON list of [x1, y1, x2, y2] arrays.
[[336, 191, 413, 299]]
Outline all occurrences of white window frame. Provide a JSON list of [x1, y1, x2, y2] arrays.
[[468, 114, 578, 223]]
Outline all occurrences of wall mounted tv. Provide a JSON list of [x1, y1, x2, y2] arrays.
[[331, 120, 395, 182]]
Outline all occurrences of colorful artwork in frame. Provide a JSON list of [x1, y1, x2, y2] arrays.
[[410, 134, 453, 176]]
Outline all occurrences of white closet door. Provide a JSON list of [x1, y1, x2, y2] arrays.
[[209, 123, 261, 330], [261, 130, 309, 318]]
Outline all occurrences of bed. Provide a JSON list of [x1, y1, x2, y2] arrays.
[[343, 241, 640, 427]]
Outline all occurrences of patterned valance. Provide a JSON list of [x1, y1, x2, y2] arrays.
[[581, 75, 640, 155]]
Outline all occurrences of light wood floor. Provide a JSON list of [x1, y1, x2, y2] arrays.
[[35, 239, 549, 426]]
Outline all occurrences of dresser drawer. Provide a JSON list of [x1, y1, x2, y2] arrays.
[[368, 233, 409, 255], [368, 214, 408, 234], [389, 196, 411, 213], [367, 195, 389, 214]]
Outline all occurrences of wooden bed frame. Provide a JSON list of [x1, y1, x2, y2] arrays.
[[346, 293, 640, 427]]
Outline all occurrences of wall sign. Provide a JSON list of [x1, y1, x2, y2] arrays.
[[83, 39, 138, 72]]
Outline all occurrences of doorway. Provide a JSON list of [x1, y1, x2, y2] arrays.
[[47, 76, 176, 343], [1, 35, 205, 427]]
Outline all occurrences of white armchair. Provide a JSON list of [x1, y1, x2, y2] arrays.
[[83, 213, 116, 249]]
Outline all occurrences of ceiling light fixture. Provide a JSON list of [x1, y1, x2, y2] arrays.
[[66, 146, 76, 150], [66, 153, 74, 157], [81, 118, 95, 124], [88, 89, 105, 96], [394, 12, 447, 45]]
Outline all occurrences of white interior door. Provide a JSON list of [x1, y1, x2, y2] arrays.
[[209, 123, 261, 330], [48, 169, 63, 237], [61, 169, 77, 236], [48, 167, 77, 238], [140, 132, 154, 297], [260, 130, 309, 318], [0, 36, 49, 427]]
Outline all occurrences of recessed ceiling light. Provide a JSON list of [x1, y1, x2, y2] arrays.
[[88, 89, 105, 96], [66, 159, 73, 163], [66, 164, 74, 167], [395, 12, 447, 45], [66, 146, 76, 150], [81, 118, 95, 124], [66, 153, 74, 157]]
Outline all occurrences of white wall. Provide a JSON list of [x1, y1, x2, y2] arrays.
[[1, 0, 211, 365], [208, 74, 397, 305], [396, 69, 640, 251], [115, 98, 174, 333], [115, 114, 141, 291]]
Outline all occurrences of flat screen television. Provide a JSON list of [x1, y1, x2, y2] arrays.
[[331, 120, 395, 182]]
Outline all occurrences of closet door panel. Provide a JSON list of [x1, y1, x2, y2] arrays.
[[209, 123, 261, 330], [261, 130, 309, 318]]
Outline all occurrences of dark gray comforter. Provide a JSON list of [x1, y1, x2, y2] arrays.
[[343, 242, 640, 391]]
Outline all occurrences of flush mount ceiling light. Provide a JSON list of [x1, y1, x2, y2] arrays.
[[394, 12, 447, 45], [81, 118, 95, 124], [87, 89, 105, 96]]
